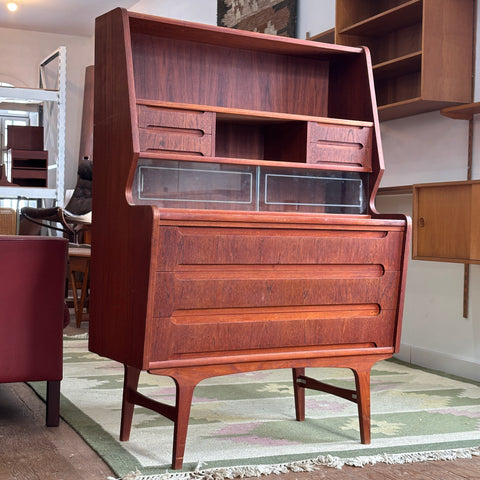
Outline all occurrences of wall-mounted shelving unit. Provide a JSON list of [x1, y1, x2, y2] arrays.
[[333, 0, 475, 121]]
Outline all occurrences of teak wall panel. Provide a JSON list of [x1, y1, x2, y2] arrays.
[[131, 34, 330, 116], [422, 0, 474, 102], [215, 122, 268, 160], [371, 23, 422, 65]]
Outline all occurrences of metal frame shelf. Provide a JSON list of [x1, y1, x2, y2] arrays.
[[0, 47, 66, 207]]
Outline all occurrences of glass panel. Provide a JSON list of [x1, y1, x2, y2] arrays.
[[133, 159, 256, 210], [132, 158, 368, 214], [261, 169, 366, 214]]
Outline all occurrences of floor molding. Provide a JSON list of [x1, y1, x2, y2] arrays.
[[395, 344, 480, 382]]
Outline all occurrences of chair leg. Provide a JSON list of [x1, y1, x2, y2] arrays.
[[46, 380, 60, 427]]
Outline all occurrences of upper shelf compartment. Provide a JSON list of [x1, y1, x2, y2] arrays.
[[125, 11, 376, 124], [93, 7, 386, 215]]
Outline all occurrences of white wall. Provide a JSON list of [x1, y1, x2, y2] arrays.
[[131, 0, 217, 24], [296, 0, 335, 39], [0, 27, 93, 190]]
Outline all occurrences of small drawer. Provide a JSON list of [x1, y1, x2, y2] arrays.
[[138, 105, 215, 156], [306, 122, 372, 171], [138, 128, 213, 156], [138, 104, 215, 134]]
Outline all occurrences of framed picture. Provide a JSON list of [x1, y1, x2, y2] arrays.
[[217, 0, 297, 37]]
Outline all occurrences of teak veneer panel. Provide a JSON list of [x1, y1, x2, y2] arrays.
[[90, 8, 410, 469], [132, 33, 330, 117], [413, 181, 480, 263]]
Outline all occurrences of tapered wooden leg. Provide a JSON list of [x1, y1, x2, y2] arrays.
[[352, 367, 371, 444], [120, 365, 141, 441], [172, 380, 196, 470], [292, 368, 305, 421], [46, 380, 60, 427]]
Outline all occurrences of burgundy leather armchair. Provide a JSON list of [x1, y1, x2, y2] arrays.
[[0, 236, 68, 426]]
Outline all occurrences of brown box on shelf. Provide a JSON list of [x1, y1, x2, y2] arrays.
[[7, 126, 44, 150], [8, 149, 49, 187], [11, 170, 48, 187]]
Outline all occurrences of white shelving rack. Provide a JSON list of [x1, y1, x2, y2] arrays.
[[0, 46, 66, 207]]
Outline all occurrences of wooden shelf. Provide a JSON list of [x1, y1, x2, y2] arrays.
[[440, 102, 480, 120], [307, 28, 335, 44], [136, 98, 374, 127], [378, 185, 413, 195], [373, 51, 422, 81], [338, 0, 422, 36]]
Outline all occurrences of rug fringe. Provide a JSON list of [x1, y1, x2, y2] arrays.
[[113, 446, 480, 480], [63, 332, 89, 339]]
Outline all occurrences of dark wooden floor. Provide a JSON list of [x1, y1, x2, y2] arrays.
[[1, 321, 480, 479]]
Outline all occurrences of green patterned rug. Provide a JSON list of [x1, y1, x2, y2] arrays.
[[31, 337, 480, 480]]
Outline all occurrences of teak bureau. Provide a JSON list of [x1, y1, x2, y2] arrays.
[[89, 8, 411, 469]]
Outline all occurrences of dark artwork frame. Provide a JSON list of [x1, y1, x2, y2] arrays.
[[217, 0, 297, 37]]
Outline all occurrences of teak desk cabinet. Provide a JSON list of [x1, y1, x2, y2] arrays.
[[335, 0, 474, 121], [89, 8, 411, 469]]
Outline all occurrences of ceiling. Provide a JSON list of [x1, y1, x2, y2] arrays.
[[0, 0, 138, 36]]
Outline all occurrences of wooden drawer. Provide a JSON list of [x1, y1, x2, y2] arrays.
[[138, 105, 215, 132], [12, 168, 48, 180], [155, 226, 404, 271], [151, 308, 398, 358], [138, 104, 215, 156], [306, 122, 372, 171], [149, 225, 405, 360]]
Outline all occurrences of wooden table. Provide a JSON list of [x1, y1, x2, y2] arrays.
[[68, 246, 91, 328]]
